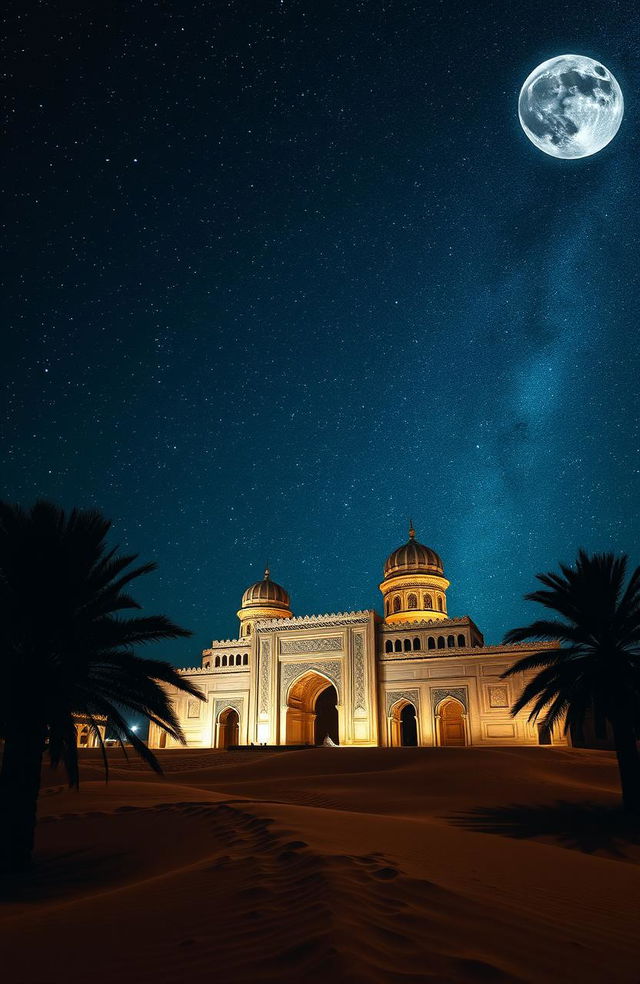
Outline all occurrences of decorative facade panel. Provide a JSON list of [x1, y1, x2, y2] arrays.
[[259, 638, 271, 716], [429, 665, 467, 678], [485, 723, 516, 738], [280, 636, 343, 654], [352, 632, 366, 713], [214, 697, 244, 720], [431, 686, 468, 711], [488, 685, 509, 708], [385, 689, 420, 714], [280, 659, 342, 700]]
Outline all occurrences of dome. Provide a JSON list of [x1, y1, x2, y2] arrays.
[[241, 567, 290, 610], [383, 524, 444, 578]]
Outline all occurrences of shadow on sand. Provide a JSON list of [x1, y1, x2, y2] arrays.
[[0, 848, 129, 902], [447, 801, 640, 858]]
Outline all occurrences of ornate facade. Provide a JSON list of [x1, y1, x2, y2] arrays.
[[148, 526, 568, 750]]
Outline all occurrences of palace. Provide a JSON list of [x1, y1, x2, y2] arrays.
[[148, 526, 567, 750]]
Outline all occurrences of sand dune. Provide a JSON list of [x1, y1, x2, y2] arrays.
[[2, 747, 640, 983]]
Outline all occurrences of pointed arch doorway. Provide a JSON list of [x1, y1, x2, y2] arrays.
[[217, 707, 240, 748], [436, 697, 466, 746], [285, 671, 339, 745], [389, 699, 419, 746]]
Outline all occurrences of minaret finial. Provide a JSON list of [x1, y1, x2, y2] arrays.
[[264, 561, 270, 580], [408, 519, 415, 540]]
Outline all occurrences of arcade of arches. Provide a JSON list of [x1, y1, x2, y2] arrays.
[[389, 697, 467, 747], [73, 714, 106, 749], [285, 672, 339, 745]]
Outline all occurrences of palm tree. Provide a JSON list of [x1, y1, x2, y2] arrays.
[[0, 501, 205, 873], [502, 550, 640, 814]]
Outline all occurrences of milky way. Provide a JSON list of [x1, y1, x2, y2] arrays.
[[3, 2, 640, 661]]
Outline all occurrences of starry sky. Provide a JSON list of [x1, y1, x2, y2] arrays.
[[4, 1, 640, 664]]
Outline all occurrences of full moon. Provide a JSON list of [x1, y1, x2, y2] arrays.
[[518, 55, 623, 159]]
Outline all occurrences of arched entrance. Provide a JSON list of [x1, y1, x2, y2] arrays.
[[389, 699, 419, 747], [537, 721, 552, 745], [217, 707, 240, 749], [400, 704, 418, 746], [437, 697, 466, 746], [286, 672, 339, 745]]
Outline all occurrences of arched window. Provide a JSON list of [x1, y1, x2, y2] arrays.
[[247, 624, 252, 635], [407, 593, 417, 610], [394, 639, 402, 652], [222, 655, 227, 666], [385, 640, 393, 653], [214, 657, 220, 668], [424, 594, 433, 609], [385, 599, 390, 615], [243, 653, 249, 665], [404, 638, 411, 651], [457, 634, 465, 647], [438, 597, 444, 612], [437, 636, 445, 649], [413, 637, 420, 651], [447, 635, 455, 647], [428, 636, 435, 650], [393, 596, 401, 613]]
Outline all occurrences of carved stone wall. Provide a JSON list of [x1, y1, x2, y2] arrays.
[[280, 636, 343, 655], [385, 689, 420, 714], [213, 697, 244, 720], [259, 638, 271, 716], [280, 659, 342, 701], [352, 632, 366, 714], [488, 685, 509, 708], [431, 687, 468, 711], [187, 700, 201, 719]]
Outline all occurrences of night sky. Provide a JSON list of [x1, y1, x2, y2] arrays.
[[4, 2, 640, 664]]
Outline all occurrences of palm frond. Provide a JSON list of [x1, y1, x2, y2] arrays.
[[0, 500, 194, 787], [504, 549, 640, 753]]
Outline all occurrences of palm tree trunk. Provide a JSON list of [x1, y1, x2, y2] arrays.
[[0, 729, 46, 873], [612, 720, 640, 814]]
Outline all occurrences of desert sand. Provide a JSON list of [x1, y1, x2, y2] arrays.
[[2, 746, 640, 983]]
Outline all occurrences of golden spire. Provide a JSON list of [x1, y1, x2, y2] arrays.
[[408, 519, 416, 540], [264, 562, 270, 580]]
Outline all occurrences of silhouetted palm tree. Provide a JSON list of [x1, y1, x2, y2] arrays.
[[502, 550, 640, 813], [0, 501, 204, 873]]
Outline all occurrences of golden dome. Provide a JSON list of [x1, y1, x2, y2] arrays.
[[383, 523, 444, 579], [241, 567, 290, 611]]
